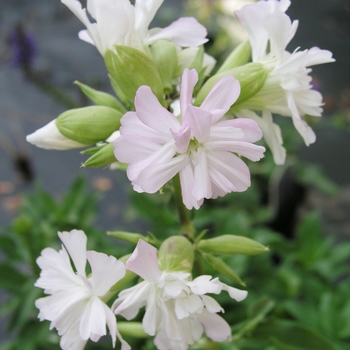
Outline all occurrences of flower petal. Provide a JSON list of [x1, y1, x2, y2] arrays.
[[147, 17, 208, 47], [198, 309, 231, 342], [180, 68, 198, 116], [126, 240, 160, 282], [87, 251, 125, 296], [58, 230, 87, 277]]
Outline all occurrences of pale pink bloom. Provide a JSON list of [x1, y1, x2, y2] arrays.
[[235, 0, 334, 163], [113, 68, 265, 209], [61, 0, 208, 55], [113, 240, 247, 350], [35, 230, 129, 350]]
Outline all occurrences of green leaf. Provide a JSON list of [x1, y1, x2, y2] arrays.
[[253, 319, 336, 350], [0, 263, 28, 292]]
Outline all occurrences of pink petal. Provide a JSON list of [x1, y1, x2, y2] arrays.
[[130, 148, 188, 193], [147, 17, 208, 47], [87, 251, 125, 296], [207, 151, 251, 193], [224, 118, 263, 143], [171, 125, 191, 154], [58, 230, 87, 277], [180, 69, 198, 115], [126, 240, 160, 282], [185, 105, 213, 143], [200, 75, 240, 119], [198, 309, 232, 342], [135, 86, 181, 135]]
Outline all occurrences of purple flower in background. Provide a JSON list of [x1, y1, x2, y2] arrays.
[[9, 22, 37, 73]]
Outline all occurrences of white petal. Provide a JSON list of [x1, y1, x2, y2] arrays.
[[188, 275, 221, 295], [201, 295, 223, 313], [58, 230, 87, 277], [26, 120, 87, 150], [179, 163, 203, 210], [175, 295, 203, 319], [220, 282, 248, 302], [79, 297, 107, 341], [192, 148, 212, 201], [147, 17, 208, 47], [142, 286, 160, 336], [87, 251, 125, 296]]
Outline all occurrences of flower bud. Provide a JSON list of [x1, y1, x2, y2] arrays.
[[195, 62, 267, 107], [107, 230, 147, 244], [104, 45, 165, 105], [74, 81, 126, 114], [26, 120, 87, 150], [203, 253, 245, 286], [82, 143, 117, 168], [216, 41, 251, 74], [56, 106, 122, 145], [158, 236, 194, 273], [150, 40, 178, 93], [198, 235, 268, 255]]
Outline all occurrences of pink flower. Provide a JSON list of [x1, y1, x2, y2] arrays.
[[113, 69, 265, 209]]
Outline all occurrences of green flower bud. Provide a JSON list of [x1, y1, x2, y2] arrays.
[[117, 322, 148, 339], [74, 81, 126, 114], [198, 235, 268, 256], [150, 40, 178, 93], [195, 62, 267, 107], [107, 230, 147, 244], [82, 143, 117, 168], [216, 41, 251, 74], [104, 45, 165, 105], [158, 236, 194, 273], [203, 253, 245, 286], [56, 106, 122, 145]]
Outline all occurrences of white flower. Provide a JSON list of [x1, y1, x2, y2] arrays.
[[26, 120, 86, 150], [35, 229, 130, 350], [234, 0, 334, 163], [61, 0, 208, 55], [113, 240, 247, 350]]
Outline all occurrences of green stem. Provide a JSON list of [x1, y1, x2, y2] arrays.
[[172, 174, 195, 239]]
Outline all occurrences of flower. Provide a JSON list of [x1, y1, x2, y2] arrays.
[[35, 229, 130, 350], [234, 0, 334, 164], [61, 0, 208, 55], [113, 68, 265, 209], [113, 239, 247, 350]]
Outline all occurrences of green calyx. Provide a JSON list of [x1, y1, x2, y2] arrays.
[[104, 45, 165, 106], [158, 236, 194, 273], [56, 106, 122, 145]]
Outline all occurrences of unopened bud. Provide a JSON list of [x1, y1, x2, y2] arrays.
[[56, 106, 122, 145], [198, 234, 268, 255], [107, 231, 147, 245]]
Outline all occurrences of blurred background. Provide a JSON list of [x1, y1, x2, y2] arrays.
[[0, 0, 350, 346]]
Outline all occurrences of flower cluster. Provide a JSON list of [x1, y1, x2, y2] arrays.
[[28, 0, 335, 349]]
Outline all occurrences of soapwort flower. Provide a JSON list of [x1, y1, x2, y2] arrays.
[[61, 0, 208, 55], [113, 239, 247, 350], [114, 68, 265, 209], [235, 0, 334, 164], [34, 230, 130, 350]]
